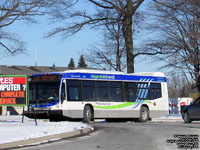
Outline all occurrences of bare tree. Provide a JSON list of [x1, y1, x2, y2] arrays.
[[168, 73, 181, 98], [83, 3, 168, 72], [0, 0, 52, 55], [46, 0, 145, 73], [167, 72, 197, 98], [84, 19, 126, 71], [146, 0, 200, 91]]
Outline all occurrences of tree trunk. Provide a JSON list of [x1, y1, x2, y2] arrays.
[[122, 7, 134, 73], [116, 27, 121, 71], [125, 28, 134, 73]]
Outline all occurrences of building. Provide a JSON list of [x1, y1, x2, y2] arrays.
[[0, 65, 67, 75], [0, 65, 67, 115]]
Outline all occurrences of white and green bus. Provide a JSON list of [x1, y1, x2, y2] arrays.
[[24, 69, 169, 122]]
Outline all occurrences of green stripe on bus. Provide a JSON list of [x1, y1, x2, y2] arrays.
[[93, 100, 153, 109], [144, 100, 153, 104], [94, 102, 135, 109]]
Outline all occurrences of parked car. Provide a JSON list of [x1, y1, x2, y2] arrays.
[[182, 97, 200, 123]]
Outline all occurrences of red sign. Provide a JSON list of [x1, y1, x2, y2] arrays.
[[0, 76, 28, 106], [0, 77, 26, 84]]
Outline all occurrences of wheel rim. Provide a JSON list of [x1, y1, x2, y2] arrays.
[[86, 109, 91, 120], [84, 106, 92, 122]]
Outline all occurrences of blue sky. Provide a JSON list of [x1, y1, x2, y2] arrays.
[[3, 18, 99, 67], [1, 2, 164, 73]]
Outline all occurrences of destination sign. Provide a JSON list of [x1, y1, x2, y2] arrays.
[[30, 75, 61, 82]]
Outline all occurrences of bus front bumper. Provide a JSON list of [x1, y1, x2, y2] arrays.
[[23, 109, 63, 119]]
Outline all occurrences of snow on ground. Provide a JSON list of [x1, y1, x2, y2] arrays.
[[0, 115, 90, 144]]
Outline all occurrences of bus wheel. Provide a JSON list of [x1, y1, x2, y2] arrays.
[[83, 105, 93, 123], [139, 106, 149, 122]]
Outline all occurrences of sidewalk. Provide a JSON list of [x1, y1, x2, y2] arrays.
[[151, 114, 183, 123]]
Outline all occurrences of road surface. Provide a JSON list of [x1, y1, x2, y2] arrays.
[[18, 121, 200, 150]]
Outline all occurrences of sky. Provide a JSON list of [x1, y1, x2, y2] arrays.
[[2, 19, 98, 68], [0, 1, 164, 73]]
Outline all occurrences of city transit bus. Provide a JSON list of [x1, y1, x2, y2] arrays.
[[24, 69, 169, 122]]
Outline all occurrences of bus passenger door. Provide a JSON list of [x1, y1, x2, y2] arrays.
[[60, 79, 66, 105]]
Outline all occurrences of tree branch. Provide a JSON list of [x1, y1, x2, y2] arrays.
[[88, 0, 118, 9]]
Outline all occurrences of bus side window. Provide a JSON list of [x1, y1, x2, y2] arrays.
[[66, 80, 81, 101], [96, 81, 109, 102], [136, 83, 149, 100], [110, 82, 123, 102], [82, 81, 95, 101], [124, 82, 136, 102], [149, 83, 162, 99]]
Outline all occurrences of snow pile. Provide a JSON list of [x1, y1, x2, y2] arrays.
[[0, 116, 89, 144]]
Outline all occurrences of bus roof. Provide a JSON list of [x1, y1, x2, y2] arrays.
[[62, 69, 165, 77], [63, 69, 125, 75], [129, 72, 166, 77], [61, 69, 167, 82], [30, 69, 167, 82]]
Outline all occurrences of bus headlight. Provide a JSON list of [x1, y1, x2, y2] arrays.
[[56, 104, 59, 108]]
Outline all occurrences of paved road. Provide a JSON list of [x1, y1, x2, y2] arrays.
[[18, 121, 200, 150]]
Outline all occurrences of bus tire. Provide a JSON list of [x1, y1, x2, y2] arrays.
[[138, 106, 149, 122], [183, 111, 191, 123], [83, 105, 93, 123]]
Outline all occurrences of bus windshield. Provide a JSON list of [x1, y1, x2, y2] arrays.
[[29, 82, 60, 102]]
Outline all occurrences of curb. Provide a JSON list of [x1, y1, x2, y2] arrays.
[[0, 127, 93, 150]]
